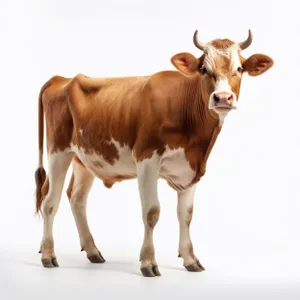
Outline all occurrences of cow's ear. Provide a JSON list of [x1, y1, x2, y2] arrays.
[[171, 52, 199, 76], [242, 54, 274, 76]]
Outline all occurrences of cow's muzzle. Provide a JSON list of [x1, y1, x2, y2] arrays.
[[211, 92, 237, 112]]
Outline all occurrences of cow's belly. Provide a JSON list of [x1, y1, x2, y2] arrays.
[[71, 140, 137, 188], [159, 146, 196, 191], [70, 142, 195, 190]]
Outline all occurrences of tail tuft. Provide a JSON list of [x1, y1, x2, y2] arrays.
[[35, 167, 46, 213]]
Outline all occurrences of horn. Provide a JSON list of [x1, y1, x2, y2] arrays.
[[238, 29, 253, 50], [193, 30, 206, 51]]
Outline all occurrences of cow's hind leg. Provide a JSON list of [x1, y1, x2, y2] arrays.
[[67, 158, 105, 263], [177, 185, 205, 272], [136, 155, 161, 277], [40, 151, 73, 268]]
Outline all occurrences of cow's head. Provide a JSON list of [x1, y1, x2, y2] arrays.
[[171, 30, 274, 118]]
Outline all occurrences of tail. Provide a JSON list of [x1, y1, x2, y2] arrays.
[[35, 81, 51, 213]]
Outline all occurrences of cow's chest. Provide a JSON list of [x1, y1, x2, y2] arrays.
[[71, 141, 196, 190], [159, 146, 196, 190]]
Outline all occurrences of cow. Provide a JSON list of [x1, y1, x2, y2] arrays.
[[35, 29, 273, 277]]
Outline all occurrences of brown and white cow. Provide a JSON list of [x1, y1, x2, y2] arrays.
[[35, 30, 273, 277]]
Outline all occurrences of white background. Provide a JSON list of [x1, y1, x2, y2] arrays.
[[0, 0, 299, 299]]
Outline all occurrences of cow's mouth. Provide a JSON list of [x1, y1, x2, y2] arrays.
[[213, 106, 233, 113]]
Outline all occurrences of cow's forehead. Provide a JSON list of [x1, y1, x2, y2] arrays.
[[202, 39, 241, 75]]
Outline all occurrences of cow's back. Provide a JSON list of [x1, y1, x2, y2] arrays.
[[67, 74, 149, 150]]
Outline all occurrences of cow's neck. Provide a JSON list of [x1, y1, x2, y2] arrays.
[[178, 75, 223, 184], [179, 75, 220, 139]]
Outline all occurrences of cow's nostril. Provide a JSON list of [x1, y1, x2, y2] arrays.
[[214, 94, 220, 103], [228, 95, 233, 102]]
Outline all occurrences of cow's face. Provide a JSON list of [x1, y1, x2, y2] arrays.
[[171, 30, 274, 119]]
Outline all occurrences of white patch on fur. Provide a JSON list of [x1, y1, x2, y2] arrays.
[[71, 140, 195, 190], [218, 113, 226, 125], [229, 44, 242, 73], [69, 159, 99, 257], [136, 151, 160, 203], [203, 45, 217, 74], [209, 78, 237, 107], [70, 139, 136, 179], [213, 78, 233, 94], [159, 146, 196, 190], [79, 129, 83, 136], [136, 152, 160, 268], [208, 78, 238, 124], [40, 150, 73, 259], [177, 185, 197, 266], [203, 43, 241, 74]]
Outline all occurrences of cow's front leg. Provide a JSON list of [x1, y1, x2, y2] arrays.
[[177, 185, 205, 272], [137, 155, 161, 277]]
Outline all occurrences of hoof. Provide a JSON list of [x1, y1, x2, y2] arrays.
[[185, 261, 205, 272], [42, 258, 59, 268], [88, 252, 106, 264], [141, 265, 161, 277]]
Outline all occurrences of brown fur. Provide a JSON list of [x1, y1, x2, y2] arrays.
[[41, 176, 49, 198], [171, 53, 200, 76], [48, 206, 54, 215], [210, 39, 235, 49], [35, 167, 46, 213], [147, 206, 160, 228], [242, 54, 274, 76]]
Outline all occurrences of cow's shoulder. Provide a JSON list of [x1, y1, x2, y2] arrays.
[[69, 73, 148, 92], [149, 70, 183, 91], [70, 73, 104, 93]]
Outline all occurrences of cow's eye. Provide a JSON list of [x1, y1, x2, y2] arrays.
[[200, 66, 207, 74], [237, 67, 243, 73]]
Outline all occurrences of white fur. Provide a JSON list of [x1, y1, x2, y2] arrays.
[[209, 78, 238, 109], [136, 151, 160, 205], [136, 152, 160, 268], [71, 140, 195, 191], [203, 45, 217, 74], [69, 158, 99, 257], [203, 43, 241, 120], [177, 185, 198, 266], [229, 44, 242, 73], [71, 139, 136, 179], [40, 151, 73, 259], [203, 43, 241, 74], [208, 78, 237, 125], [159, 146, 196, 190]]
